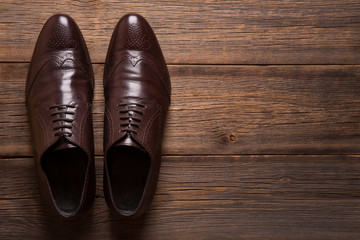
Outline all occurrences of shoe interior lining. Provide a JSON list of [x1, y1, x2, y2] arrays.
[[41, 147, 88, 214], [107, 145, 150, 213]]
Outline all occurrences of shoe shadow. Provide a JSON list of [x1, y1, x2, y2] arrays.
[[39, 203, 95, 240], [21, 162, 95, 240], [109, 212, 147, 240]]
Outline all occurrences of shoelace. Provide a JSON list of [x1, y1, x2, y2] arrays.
[[49, 104, 76, 137], [118, 103, 146, 135]]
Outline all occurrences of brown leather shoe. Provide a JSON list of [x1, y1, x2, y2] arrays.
[[26, 14, 95, 219], [103, 13, 171, 218]]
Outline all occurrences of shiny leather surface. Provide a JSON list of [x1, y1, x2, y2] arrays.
[[26, 14, 95, 219], [103, 13, 171, 217]]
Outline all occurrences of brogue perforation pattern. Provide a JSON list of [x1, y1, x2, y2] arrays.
[[118, 22, 151, 51], [47, 22, 78, 50]]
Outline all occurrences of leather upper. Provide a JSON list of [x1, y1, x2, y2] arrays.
[[26, 14, 95, 219], [103, 13, 171, 217]]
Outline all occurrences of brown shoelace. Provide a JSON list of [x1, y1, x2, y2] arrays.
[[118, 103, 145, 135], [49, 104, 76, 137]]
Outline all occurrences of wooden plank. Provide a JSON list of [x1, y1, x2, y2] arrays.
[[1, 0, 360, 64], [1, 63, 360, 156], [0, 155, 360, 239]]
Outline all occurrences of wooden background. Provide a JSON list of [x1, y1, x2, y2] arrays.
[[1, 0, 360, 239]]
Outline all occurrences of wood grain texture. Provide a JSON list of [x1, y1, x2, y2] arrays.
[[1, 0, 360, 64], [1, 63, 360, 156], [0, 155, 360, 240], [2, 1, 360, 239]]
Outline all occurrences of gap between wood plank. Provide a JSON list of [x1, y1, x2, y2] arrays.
[[2, 61, 360, 66], [2, 64, 360, 156], [2, 153, 360, 160]]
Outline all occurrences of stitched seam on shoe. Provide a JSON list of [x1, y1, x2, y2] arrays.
[[142, 104, 162, 155], [105, 104, 114, 148], [136, 58, 170, 98], [105, 56, 137, 81], [27, 52, 91, 99], [78, 102, 91, 149], [77, 104, 93, 210], [137, 53, 170, 97], [53, 54, 90, 77], [26, 58, 55, 100], [106, 53, 170, 99], [34, 108, 49, 154]]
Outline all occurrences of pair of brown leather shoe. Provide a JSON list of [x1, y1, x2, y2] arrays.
[[26, 14, 170, 219]]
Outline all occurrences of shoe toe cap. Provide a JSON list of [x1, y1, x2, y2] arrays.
[[110, 13, 164, 56], [35, 14, 85, 55]]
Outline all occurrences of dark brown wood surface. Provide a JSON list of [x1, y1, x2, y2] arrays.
[[1, 63, 360, 156], [1, 156, 360, 240], [1, 0, 360, 239], [1, 0, 360, 64]]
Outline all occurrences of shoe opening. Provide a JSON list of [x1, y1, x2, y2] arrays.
[[107, 145, 150, 213], [41, 146, 88, 215]]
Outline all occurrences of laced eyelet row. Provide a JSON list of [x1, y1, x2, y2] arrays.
[[118, 103, 146, 135], [49, 104, 76, 137]]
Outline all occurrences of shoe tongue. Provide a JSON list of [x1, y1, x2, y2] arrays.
[[115, 133, 144, 151], [52, 136, 77, 152]]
